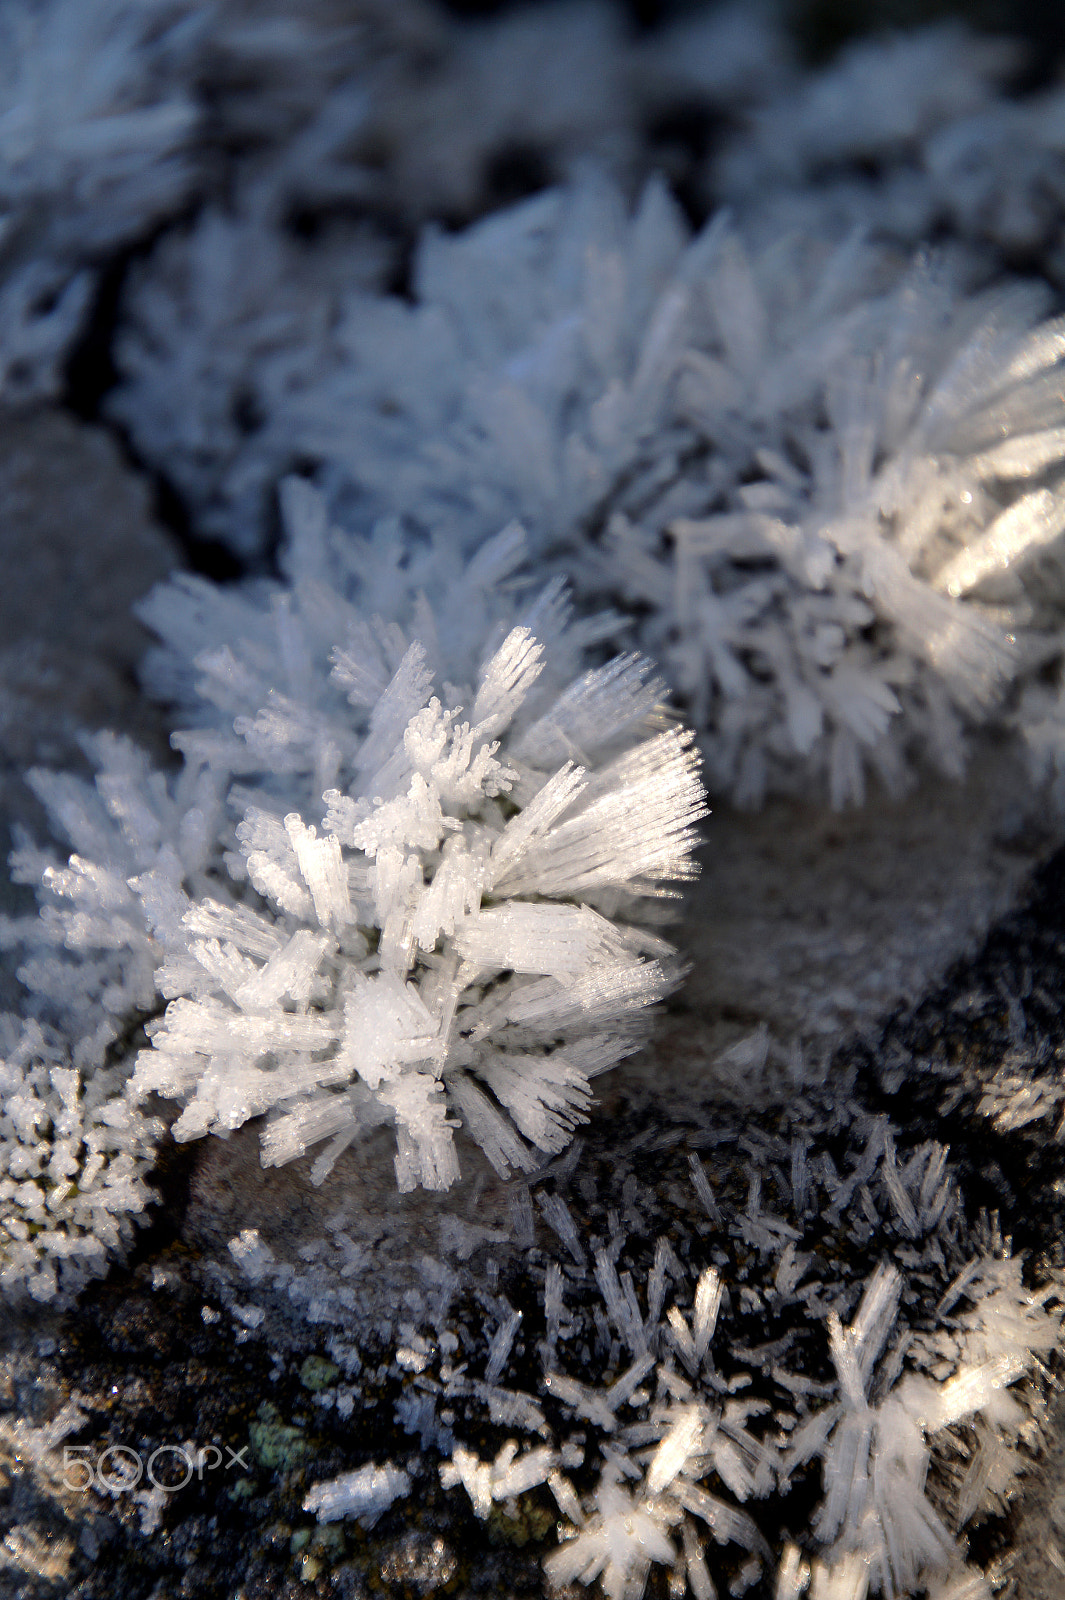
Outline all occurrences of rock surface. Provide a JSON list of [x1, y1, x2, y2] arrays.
[[2, 840, 1065, 1598], [0, 406, 179, 981], [1, 408, 1064, 1599]]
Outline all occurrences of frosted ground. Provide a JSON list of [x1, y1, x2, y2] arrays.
[[4, 2, 1065, 1597]]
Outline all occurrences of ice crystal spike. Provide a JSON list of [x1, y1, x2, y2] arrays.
[[84, 500, 704, 1192], [113, 163, 1065, 804], [303, 1461, 411, 1527]]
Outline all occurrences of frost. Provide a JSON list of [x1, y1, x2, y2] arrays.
[[1, 24, 1064, 1600], [0, 0, 206, 406], [0, 1016, 162, 1304], [3, 488, 702, 1201], [128, 507, 704, 1186], [303, 1460, 411, 1527], [107, 207, 391, 556], [109, 167, 1065, 804]]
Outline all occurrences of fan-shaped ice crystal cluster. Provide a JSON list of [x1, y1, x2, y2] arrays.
[[0, 0, 205, 404], [104, 208, 392, 553], [0, 487, 705, 1236], [710, 21, 1065, 281], [113, 174, 1065, 805], [126, 499, 705, 1190], [0, 730, 219, 1300], [2, 730, 221, 1065]]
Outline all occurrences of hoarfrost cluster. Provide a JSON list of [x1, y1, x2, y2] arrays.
[[130, 513, 706, 1192], [281, 1096, 1063, 1599], [12, 2, 1065, 809], [0, 1015, 161, 1303], [1, 487, 705, 1255], [109, 167, 1065, 806]]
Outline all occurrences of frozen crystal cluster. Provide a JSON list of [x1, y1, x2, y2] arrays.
[[0, 0, 203, 404], [127, 492, 706, 1192], [276, 1096, 1062, 1600], [1, 485, 705, 1290], [110, 172, 1065, 805], [14, 2, 1065, 807], [0, 1015, 161, 1303]]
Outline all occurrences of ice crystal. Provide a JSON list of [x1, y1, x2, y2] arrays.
[[0, 487, 702, 1311], [1, 731, 220, 1068], [108, 208, 391, 554], [0, 0, 201, 258], [292, 1094, 1060, 1599], [713, 24, 1017, 217], [126, 498, 705, 1188], [2, 15, 1065, 1599], [0, 732, 216, 1299], [303, 1459, 411, 1527], [2, 484, 703, 1205], [0, 0, 206, 406], [105, 161, 1065, 803], [0, 1016, 161, 1303]]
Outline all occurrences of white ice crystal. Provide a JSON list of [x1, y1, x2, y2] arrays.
[[0, 1015, 162, 1302], [126, 505, 705, 1188], [358, 1110, 1058, 1600], [116, 171, 1065, 804], [360, 0, 637, 225], [1, 489, 701, 1257], [713, 24, 1017, 213], [1, 730, 221, 1070], [134, 482, 626, 815], [261, 1075, 1062, 1600], [0, 0, 201, 258], [0, 731, 219, 1299], [303, 1459, 411, 1527], [108, 208, 391, 554], [1, 33, 1064, 1600], [0, 0, 206, 413], [795, 1256, 1063, 1598], [430, 1249, 772, 1600], [709, 21, 1065, 289], [220, 0, 786, 232], [920, 85, 1065, 271]]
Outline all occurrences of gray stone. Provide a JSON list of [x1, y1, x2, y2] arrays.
[[0, 406, 180, 1002]]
